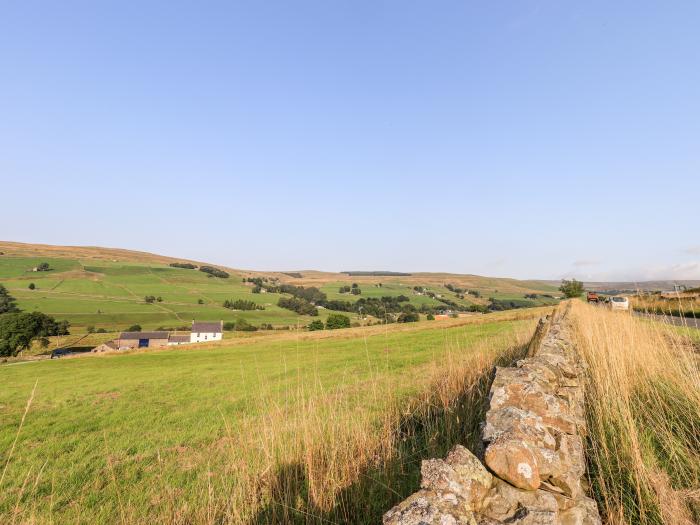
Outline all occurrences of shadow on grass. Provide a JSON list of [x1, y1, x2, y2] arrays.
[[249, 343, 529, 525]]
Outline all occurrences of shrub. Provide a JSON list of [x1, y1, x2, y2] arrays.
[[307, 319, 325, 331], [426, 313, 435, 320], [223, 322, 236, 331], [127, 324, 142, 332], [96, 328, 108, 333], [199, 266, 230, 278], [169, 262, 197, 269], [398, 312, 420, 323], [197, 299, 204, 304], [156, 296, 163, 302], [559, 279, 584, 298], [28, 283, 35, 290], [325, 314, 351, 330], [36, 262, 51, 271], [87, 325, 95, 333]]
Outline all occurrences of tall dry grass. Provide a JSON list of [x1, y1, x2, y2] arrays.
[[569, 301, 700, 525], [630, 294, 700, 319], [209, 326, 536, 524]]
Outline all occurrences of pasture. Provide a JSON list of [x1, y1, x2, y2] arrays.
[[0, 310, 543, 524]]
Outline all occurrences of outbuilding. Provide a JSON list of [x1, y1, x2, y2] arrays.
[[117, 331, 170, 349]]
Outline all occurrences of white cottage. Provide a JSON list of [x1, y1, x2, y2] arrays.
[[190, 320, 223, 343]]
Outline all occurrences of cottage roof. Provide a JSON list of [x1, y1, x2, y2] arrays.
[[191, 321, 222, 333], [168, 334, 191, 343], [119, 331, 169, 340]]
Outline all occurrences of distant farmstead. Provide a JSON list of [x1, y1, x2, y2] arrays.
[[190, 321, 223, 343], [95, 320, 224, 353]]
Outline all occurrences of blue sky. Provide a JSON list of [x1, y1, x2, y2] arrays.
[[1, 1, 699, 280]]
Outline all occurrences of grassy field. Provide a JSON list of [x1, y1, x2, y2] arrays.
[[569, 301, 700, 524], [0, 309, 545, 524], [0, 242, 559, 333], [630, 293, 700, 319]]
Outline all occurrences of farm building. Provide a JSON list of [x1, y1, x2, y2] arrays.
[[117, 331, 169, 349], [168, 334, 190, 346], [190, 321, 223, 343]]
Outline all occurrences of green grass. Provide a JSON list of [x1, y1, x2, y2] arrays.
[[0, 315, 537, 524]]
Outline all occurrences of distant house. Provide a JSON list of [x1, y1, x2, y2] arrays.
[[117, 331, 169, 349], [190, 321, 223, 343], [168, 334, 190, 346]]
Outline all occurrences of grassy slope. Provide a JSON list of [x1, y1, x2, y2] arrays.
[[0, 310, 544, 524], [0, 242, 558, 332]]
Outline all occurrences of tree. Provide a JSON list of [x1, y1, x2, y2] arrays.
[[144, 295, 156, 303], [559, 279, 584, 298], [87, 325, 95, 333], [127, 324, 142, 332], [397, 312, 420, 323], [197, 299, 204, 304], [0, 312, 70, 357], [156, 296, 163, 302], [37, 262, 51, 271], [325, 314, 351, 330], [28, 283, 35, 290], [427, 313, 435, 320], [308, 319, 325, 331], [0, 285, 19, 314]]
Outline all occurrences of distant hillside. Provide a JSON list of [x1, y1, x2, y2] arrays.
[[543, 279, 700, 292], [0, 241, 559, 332]]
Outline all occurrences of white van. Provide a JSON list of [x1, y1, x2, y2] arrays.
[[609, 296, 629, 311]]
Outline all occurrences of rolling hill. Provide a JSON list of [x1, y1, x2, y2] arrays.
[[0, 241, 559, 332]]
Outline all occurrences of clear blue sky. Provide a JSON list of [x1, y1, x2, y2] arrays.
[[2, 1, 699, 280]]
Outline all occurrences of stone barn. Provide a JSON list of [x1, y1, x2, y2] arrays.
[[117, 331, 169, 349]]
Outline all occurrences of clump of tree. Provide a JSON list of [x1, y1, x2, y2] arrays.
[[279, 284, 326, 303], [223, 299, 264, 311], [351, 283, 361, 295], [144, 295, 156, 303], [0, 312, 70, 357], [35, 262, 52, 272], [127, 324, 142, 332], [307, 319, 325, 331], [397, 312, 419, 323], [467, 290, 481, 298], [559, 279, 584, 298], [426, 313, 435, 320], [199, 266, 229, 278], [445, 283, 466, 294], [325, 314, 351, 329], [278, 297, 318, 316], [339, 285, 351, 293], [169, 262, 197, 269], [197, 299, 205, 304], [524, 293, 539, 299]]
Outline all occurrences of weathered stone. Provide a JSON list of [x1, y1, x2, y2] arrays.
[[559, 496, 602, 525], [482, 406, 556, 449], [484, 438, 541, 491], [481, 479, 559, 523], [421, 445, 493, 509], [382, 489, 478, 525]]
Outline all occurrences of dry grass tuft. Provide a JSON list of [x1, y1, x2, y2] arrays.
[[569, 301, 700, 525]]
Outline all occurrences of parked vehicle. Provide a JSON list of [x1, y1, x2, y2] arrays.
[[609, 296, 629, 311], [586, 291, 600, 303]]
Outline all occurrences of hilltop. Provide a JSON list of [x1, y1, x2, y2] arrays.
[[0, 241, 559, 332]]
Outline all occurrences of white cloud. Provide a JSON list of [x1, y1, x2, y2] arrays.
[[684, 246, 700, 255]]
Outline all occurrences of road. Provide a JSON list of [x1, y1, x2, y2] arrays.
[[633, 311, 700, 329]]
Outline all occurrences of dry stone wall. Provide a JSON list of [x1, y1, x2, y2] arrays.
[[383, 306, 601, 525]]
